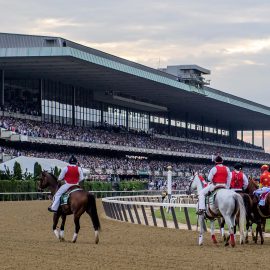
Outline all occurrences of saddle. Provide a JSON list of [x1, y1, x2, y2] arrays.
[[205, 186, 225, 218], [60, 185, 83, 206]]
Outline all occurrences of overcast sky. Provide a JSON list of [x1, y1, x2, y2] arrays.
[[1, 0, 270, 150]]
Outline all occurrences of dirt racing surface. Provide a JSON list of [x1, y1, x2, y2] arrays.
[[0, 200, 266, 270]]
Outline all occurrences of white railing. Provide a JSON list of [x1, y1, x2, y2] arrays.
[[102, 194, 198, 230]]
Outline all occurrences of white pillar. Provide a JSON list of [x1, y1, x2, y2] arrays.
[[167, 166, 172, 200]]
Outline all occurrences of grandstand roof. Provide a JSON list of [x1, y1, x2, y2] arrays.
[[0, 32, 270, 130]]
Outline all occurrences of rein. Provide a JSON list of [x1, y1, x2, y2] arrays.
[[257, 205, 270, 218]]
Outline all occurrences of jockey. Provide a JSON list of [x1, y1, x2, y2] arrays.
[[230, 163, 248, 191], [197, 156, 231, 215], [196, 171, 208, 188], [48, 155, 84, 212], [253, 164, 270, 200]]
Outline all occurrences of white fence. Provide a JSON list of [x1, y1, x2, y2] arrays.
[[102, 194, 199, 231]]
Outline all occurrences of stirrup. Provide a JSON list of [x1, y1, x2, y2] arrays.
[[48, 207, 57, 213], [196, 209, 205, 215]]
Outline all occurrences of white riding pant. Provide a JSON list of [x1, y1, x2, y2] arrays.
[[198, 183, 226, 210], [51, 183, 77, 211], [254, 187, 270, 196]]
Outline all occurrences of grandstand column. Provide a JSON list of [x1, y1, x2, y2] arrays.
[[101, 102, 104, 124], [72, 86, 75, 126], [168, 114, 171, 135], [167, 166, 172, 201], [201, 117, 204, 139], [252, 129, 254, 145], [126, 109, 129, 130], [215, 120, 218, 140], [185, 112, 188, 138], [0, 70, 4, 106], [241, 130, 243, 142], [39, 79, 43, 113], [262, 130, 265, 149]]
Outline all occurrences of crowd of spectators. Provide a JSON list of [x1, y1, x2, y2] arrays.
[[0, 145, 261, 179], [1, 103, 41, 116], [0, 116, 269, 162]]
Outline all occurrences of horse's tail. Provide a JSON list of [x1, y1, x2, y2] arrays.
[[233, 193, 246, 237], [87, 193, 101, 231]]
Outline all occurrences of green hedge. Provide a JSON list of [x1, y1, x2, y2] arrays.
[[118, 181, 148, 191], [0, 180, 37, 192], [82, 181, 112, 191]]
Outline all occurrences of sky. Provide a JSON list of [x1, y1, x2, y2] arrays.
[[1, 0, 270, 151]]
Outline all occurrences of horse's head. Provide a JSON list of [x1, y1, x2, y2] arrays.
[[187, 174, 201, 195], [38, 171, 58, 191], [246, 178, 259, 194]]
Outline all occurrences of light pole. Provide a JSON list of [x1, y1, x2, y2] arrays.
[[167, 165, 172, 201]]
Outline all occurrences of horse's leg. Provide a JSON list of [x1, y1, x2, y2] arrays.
[[223, 215, 235, 247], [72, 213, 82, 243], [258, 222, 264, 245], [220, 218, 226, 242], [210, 220, 217, 244], [245, 220, 250, 244], [52, 212, 61, 240], [198, 215, 204, 246], [59, 214, 66, 242], [86, 193, 101, 244], [255, 224, 259, 244]]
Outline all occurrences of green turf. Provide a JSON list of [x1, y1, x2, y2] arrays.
[[155, 207, 270, 232]]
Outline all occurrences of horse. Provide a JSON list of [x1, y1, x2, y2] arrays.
[[188, 173, 225, 240], [189, 174, 246, 247], [245, 178, 267, 244], [38, 171, 100, 244]]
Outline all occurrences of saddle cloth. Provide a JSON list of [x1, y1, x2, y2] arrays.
[[259, 191, 270, 206], [60, 186, 83, 206], [205, 187, 224, 217]]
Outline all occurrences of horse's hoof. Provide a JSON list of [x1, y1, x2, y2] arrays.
[[211, 235, 217, 244], [60, 238, 65, 242]]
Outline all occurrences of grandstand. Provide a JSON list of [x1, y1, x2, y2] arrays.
[[0, 32, 269, 180]]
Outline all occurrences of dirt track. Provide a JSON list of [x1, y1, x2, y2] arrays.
[[0, 200, 267, 270]]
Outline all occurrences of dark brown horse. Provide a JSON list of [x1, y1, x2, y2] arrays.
[[245, 178, 266, 244], [219, 179, 261, 244], [39, 171, 100, 244]]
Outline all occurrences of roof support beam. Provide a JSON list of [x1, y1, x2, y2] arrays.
[[262, 130, 265, 149], [0, 70, 4, 106]]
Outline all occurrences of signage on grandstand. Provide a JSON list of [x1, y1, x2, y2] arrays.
[[126, 155, 148, 160]]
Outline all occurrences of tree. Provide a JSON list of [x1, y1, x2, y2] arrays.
[[53, 166, 61, 178], [34, 162, 42, 179], [13, 161, 22, 180]]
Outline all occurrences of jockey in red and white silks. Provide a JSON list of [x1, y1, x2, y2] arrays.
[[230, 163, 248, 192], [49, 155, 84, 212], [254, 164, 270, 206], [197, 156, 231, 214]]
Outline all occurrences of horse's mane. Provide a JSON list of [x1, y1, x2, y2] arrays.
[[44, 171, 58, 182]]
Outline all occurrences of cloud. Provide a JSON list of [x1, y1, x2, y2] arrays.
[[224, 38, 270, 54]]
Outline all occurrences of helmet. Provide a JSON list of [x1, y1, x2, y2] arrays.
[[234, 163, 243, 171], [69, 155, 77, 165], [261, 164, 269, 171], [215, 156, 223, 164]]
